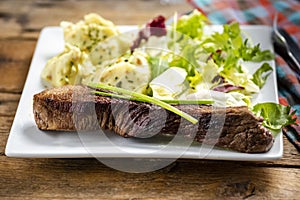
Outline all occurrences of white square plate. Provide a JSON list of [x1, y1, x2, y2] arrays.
[[5, 25, 282, 160]]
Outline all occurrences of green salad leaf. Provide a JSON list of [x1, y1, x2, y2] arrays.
[[169, 44, 199, 76], [148, 56, 169, 81], [252, 103, 297, 134], [201, 22, 243, 54], [239, 39, 274, 62], [251, 63, 273, 88], [175, 9, 208, 40]]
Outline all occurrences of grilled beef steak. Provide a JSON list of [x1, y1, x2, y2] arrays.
[[33, 85, 274, 153]]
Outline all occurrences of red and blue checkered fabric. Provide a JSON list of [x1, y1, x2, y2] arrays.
[[188, 0, 300, 151]]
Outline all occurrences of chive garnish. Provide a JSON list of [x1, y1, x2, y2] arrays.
[[162, 99, 214, 105], [93, 90, 214, 105], [89, 83, 200, 124]]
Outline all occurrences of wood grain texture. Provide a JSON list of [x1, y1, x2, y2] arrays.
[[1, 0, 300, 199], [0, 0, 192, 39], [0, 93, 20, 116], [0, 40, 35, 93], [0, 157, 300, 199]]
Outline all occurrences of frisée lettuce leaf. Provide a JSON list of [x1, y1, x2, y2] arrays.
[[251, 62, 273, 88], [252, 103, 297, 134], [169, 10, 275, 95], [239, 39, 274, 62], [175, 9, 208, 40]]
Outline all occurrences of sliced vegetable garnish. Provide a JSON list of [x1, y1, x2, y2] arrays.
[[89, 83, 199, 124]]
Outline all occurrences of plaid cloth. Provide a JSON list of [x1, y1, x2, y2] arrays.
[[188, 0, 300, 151]]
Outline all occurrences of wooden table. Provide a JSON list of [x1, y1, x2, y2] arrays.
[[1, 0, 300, 199]]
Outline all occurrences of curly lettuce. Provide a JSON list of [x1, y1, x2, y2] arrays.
[[175, 9, 208, 40], [252, 103, 297, 134]]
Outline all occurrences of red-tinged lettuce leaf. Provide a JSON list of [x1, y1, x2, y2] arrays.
[[213, 84, 244, 93], [130, 15, 166, 52], [147, 15, 167, 37]]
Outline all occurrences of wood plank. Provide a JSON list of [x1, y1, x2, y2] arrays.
[[0, 157, 299, 199], [0, 116, 14, 154], [0, 0, 192, 39], [0, 92, 20, 116], [0, 40, 35, 92]]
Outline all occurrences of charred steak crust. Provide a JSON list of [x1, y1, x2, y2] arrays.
[[33, 85, 274, 153]]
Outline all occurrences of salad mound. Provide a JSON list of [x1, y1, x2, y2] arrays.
[[41, 10, 296, 133]]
